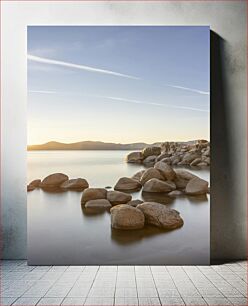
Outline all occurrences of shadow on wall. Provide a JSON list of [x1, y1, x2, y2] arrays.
[[210, 31, 243, 263]]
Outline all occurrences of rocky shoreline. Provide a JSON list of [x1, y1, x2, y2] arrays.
[[27, 159, 209, 233], [126, 140, 210, 167]]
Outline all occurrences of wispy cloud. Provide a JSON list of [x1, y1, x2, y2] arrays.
[[29, 90, 208, 113], [27, 54, 140, 80], [28, 90, 58, 94], [105, 96, 209, 113], [165, 84, 209, 95]]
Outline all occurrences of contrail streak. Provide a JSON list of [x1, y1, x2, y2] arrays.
[[27, 54, 140, 80], [165, 84, 209, 95]]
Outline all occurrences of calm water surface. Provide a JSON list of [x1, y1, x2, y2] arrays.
[[28, 150, 210, 265]]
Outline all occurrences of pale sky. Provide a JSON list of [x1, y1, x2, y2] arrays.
[[27, 26, 210, 145]]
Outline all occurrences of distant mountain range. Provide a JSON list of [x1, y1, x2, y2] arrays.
[[27, 141, 163, 151]]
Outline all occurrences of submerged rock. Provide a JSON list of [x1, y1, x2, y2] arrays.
[[185, 177, 209, 195], [107, 191, 132, 205], [81, 188, 107, 204], [60, 178, 89, 190], [197, 162, 208, 167], [140, 168, 164, 185], [111, 205, 145, 230], [127, 199, 143, 207], [40, 173, 69, 188], [114, 177, 142, 192], [143, 178, 176, 193], [85, 199, 111, 209], [137, 202, 184, 230], [168, 190, 184, 197]]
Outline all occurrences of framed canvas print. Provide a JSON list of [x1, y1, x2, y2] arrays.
[[27, 26, 210, 265]]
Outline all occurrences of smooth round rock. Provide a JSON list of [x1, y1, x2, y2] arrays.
[[126, 151, 143, 163], [28, 179, 41, 188], [60, 178, 89, 190], [137, 202, 184, 230], [40, 173, 69, 188], [114, 177, 142, 192], [81, 188, 107, 204], [185, 177, 209, 195], [140, 168, 164, 185], [111, 205, 145, 230], [143, 178, 176, 193], [107, 191, 132, 205], [85, 199, 111, 209], [154, 162, 176, 180]]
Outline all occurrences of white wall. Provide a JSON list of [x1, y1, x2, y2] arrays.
[[1, 1, 246, 260]]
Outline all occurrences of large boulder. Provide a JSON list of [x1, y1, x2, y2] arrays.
[[107, 191, 132, 205], [81, 188, 107, 204], [85, 199, 111, 209], [114, 177, 142, 192], [154, 162, 176, 181], [137, 202, 184, 230], [40, 173, 69, 188], [142, 146, 161, 158], [131, 170, 145, 181], [60, 178, 89, 190], [126, 151, 143, 163], [111, 205, 145, 230], [143, 178, 176, 193], [185, 177, 209, 195], [140, 168, 164, 185]]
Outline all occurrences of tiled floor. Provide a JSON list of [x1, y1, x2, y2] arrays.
[[1, 261, 247, 306]]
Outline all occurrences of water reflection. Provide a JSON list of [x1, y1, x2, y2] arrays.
[[28, 151, 210, 265], [187, 194, 208, 204], [141, 191, 174, 204], [81, 203, 111, 216], [111, 225, 181, 245]]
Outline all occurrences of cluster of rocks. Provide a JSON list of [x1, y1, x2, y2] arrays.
[[80, 187, 183, 231], [27, 173, 89, 192], [28, 161, 209, 233], [114, 163, 209, 196], [126, 140, 210, 167]]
